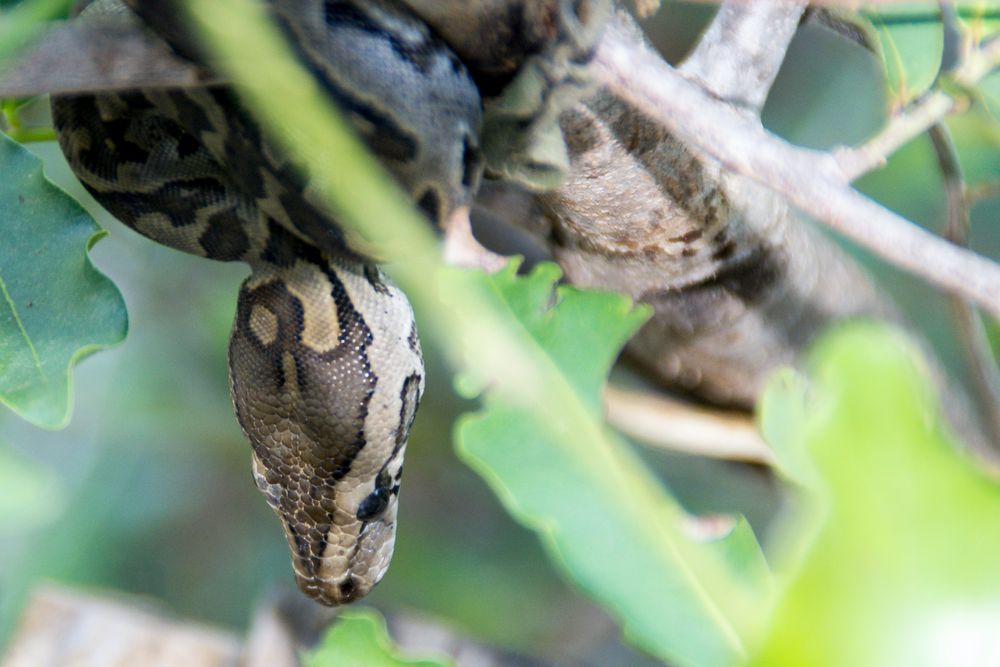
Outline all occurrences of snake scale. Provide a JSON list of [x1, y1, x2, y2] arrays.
[[51, 0, 485, 604]]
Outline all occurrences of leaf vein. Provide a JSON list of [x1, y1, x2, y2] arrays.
[[0, 271, 43, 375]]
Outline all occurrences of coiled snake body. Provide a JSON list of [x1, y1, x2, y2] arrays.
[[52, 0, 484, 604]]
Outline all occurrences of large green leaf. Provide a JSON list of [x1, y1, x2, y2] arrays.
[[752, 323, 1000, 666], [303, 610, 451, 667], [0, 132, 127, 428], [456, 262, 771, 667]]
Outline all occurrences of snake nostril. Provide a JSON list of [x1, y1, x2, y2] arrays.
[[338, 576, 358, 601]]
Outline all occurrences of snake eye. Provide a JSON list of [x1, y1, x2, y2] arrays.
[[356, 487, 389, 521], [357, 470, 394, 521]]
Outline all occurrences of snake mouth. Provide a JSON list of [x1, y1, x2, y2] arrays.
[[296, 573, 364, 606]]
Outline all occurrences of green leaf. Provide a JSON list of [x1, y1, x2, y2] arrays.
[[751, 322, 1000, 667], [864, 5, 944, 109], [456, 263, 770, 667], [946, 108, 1000, 186], [303, 609, 452, 667], [957, 1, 1000, 43], [757, 368, 814, 487], [986, 317, 1000, 358], [0, 132, 127, 428]]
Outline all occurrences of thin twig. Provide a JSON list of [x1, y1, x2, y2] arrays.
[[678, 0, 807, 113], [834, 92, 954, 181], [591, 19, 1000, 322], [928, 123, 1000, 446], [835, 31, 1000, 181], [604, 386, 772, 465]]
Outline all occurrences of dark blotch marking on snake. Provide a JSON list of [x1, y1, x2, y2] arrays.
[[99, 117, 153, 164], [200, 209, 250, 260], [323, 1, 437, 74], [275, 11, 419, 163], [393, 373, 421, 450], [262, 219, 324, 268], [80, 177, 230, 230], [232, 261, 377, 484], [640, 246, 786, 337]]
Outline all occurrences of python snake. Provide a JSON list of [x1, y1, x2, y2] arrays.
[[51, 0, 484, 605]]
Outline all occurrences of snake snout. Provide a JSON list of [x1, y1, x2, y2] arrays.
[[287, 506, 398, 606]]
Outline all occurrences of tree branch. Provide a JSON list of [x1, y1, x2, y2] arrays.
[[591, 18, 1000, 322], [679, 0, 807, 113]]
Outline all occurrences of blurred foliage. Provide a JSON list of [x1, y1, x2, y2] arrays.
[[1, 2, 1000, 667], [305, 610, 451, 667], [754, 324, 1000, 667], [0, 438, 62, 531]]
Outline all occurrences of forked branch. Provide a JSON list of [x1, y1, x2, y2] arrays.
[[591, 18, 1000, 322]]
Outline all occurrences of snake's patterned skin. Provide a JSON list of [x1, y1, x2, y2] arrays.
[[52, 0, 484, 605]]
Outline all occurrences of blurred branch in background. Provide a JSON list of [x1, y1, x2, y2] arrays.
[[604, 385, 771, 464], [928, 122, 1000, 447]]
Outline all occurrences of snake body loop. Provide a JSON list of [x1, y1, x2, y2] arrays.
[[52, 0, 484, 604]]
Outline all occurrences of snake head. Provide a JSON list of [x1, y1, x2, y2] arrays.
[[230, 256, 424, 606]]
